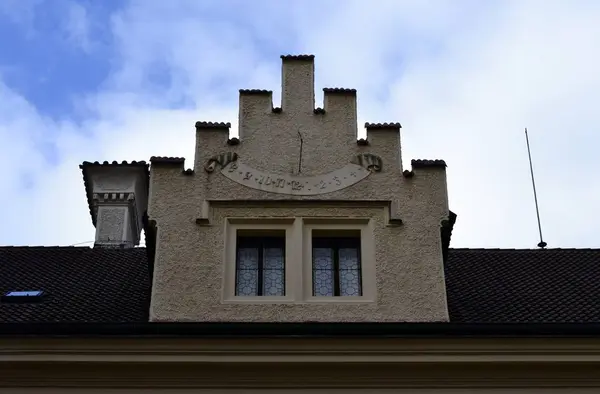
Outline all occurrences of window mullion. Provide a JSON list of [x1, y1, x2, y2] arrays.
[[257, 240, 264, 296], [333, 244, 340, 296]]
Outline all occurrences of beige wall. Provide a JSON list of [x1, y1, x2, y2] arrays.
[[148, 55, 450, 322]]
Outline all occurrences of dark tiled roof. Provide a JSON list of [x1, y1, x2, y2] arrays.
[[0, 247, 150, 323], [365, 122, 402, 129], [445, 248, 600, 323], [2, 246, 599, 324], [411, 159, 447, 168]]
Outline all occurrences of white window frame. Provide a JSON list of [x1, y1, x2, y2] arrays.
[[222, 218, 297, 303], [222, 217, 376, 304], [302, 218, 376, 303]]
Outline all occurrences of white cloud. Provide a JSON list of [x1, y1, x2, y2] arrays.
[[1, 0, 599, 248]]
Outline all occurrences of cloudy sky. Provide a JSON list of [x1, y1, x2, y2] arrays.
[[0, 0, 598, 249]]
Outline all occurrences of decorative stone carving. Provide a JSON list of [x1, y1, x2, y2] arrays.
[[204, 152, 239, 173], [351, 153, 382, 172], [217, 153, 383, 196]]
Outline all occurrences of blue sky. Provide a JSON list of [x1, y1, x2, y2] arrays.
[[1, 0, 599, 248]]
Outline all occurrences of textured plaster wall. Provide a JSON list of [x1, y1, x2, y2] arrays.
[[148, 56, 450, 322]]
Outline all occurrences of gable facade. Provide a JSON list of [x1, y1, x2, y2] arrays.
[[148, 55, 451, 322]]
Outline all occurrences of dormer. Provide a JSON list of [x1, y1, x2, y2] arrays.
[[147, 54, 452, 322]]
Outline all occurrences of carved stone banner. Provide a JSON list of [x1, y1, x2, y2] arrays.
[[221, 161, 370, 195], [206, 153, 381, 196]]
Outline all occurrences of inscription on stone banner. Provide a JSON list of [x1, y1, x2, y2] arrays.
[[221, 161, 372, 196]]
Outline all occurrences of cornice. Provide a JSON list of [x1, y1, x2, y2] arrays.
[[3, 337, 600, 362], [195, 200, 403, 227], [91, 192, 135, 217], [92, 192, 135, 204], [3, 337, 600, 388]]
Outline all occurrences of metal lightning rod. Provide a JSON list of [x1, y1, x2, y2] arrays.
[[524, 128, 547, 249]]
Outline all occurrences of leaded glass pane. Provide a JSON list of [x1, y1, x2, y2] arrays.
[[235, 235, 285, 297], [236, 247, 258, 296], [339, 247, 361, 296], [339, 248, 359, 270], [263, 247, 285, 296], [311, 237, 362, 297], [313, 247, 334, 296]]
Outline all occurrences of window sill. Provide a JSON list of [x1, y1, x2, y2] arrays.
[[222, 296, 294, 304], [303, 296, 375, 304]]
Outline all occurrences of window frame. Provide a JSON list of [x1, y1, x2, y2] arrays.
[[311, 235, 363, 297], [223, 217, 376, 304], [235, 234, 286, 297], [302, 219, 376, 303], [223, 218, 296, 303]]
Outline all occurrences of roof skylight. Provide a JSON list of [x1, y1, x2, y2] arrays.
[[1, 290, 45, 303]]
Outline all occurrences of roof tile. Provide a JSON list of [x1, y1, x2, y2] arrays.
[[0, 247, 150, 323], [365, 122, 401, 129], [411, 159, 447, 168], [239, 89, 272, 95], [445, 248, 600, 323], [3, 246, 600, 324], [280, 54, 315, 61], [149, 156, 185, 165], [323, 88, 357, 94], [195, 121, 231, 129]]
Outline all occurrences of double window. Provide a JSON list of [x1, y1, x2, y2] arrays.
[[226, 218, 374, 303]]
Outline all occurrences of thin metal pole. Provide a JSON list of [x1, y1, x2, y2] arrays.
[[525, 128, 547, 248], [297, 131, 303, 174]]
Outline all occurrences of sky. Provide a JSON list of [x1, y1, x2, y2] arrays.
[[0, 0, 599, 249]]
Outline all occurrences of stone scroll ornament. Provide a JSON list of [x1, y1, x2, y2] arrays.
[[205, 152, 382, 196]]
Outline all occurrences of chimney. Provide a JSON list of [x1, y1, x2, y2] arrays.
[[79, 161, 149, 248]]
